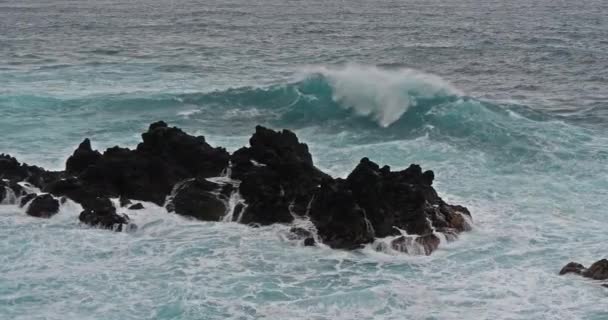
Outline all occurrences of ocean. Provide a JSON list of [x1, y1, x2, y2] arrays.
[[1, 0, 607, 319]]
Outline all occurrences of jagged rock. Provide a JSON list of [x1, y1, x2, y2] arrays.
[[65, 138, 102, 175], [559, 262, 585, 275], [136, 121, 230, 179], [0, 154, 60, 190], [231, 126, 330, 225], [391, 234, 441, 255], [25, 194, 60, 218], [1, 122, 473, 254], [78, 197, 130, 231], [309, 179, 375, 250], [0, 179, 22, 203], [346, 157, 471, 238], [44, 177, 100, 205], [168, 178, 228, 221], [128, 203, 144, 210]]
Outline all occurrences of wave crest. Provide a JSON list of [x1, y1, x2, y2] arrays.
[[299, 64, 463, 127]]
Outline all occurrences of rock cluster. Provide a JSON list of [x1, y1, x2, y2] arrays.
[[0, 121, 472, 254]]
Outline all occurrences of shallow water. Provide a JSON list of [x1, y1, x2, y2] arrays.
[[1, 0, 607, 319]]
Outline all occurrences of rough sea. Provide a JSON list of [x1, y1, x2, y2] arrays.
[[1, 0, 607, 319]]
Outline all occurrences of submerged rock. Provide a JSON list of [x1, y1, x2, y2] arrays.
[[560, 259, 608, 286], [559, 262, 586, 275], [25, 194, 60, 218], [19, 193, 37, 207], [65, 138, 102, 175], [78, 197, 131, 231], [391, 234, 441, 255]]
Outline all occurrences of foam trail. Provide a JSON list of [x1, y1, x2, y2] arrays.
[[301, 64, 463, 127]]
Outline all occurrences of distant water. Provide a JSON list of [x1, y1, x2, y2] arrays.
[[1, 0, 607, 319]]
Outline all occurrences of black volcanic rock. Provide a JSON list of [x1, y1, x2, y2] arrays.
[[168, 178, 228, 221], [0, 121, 473, 253], [0, 154, 60, 191], [231, 126, 330, 225], [19, 193, 37, 207], [65, 138, 102, 175], [78, 197, 130, 231], [128, 203, 144, 210], [25, 194, 60, 218], [136, 121, 230, 179], [346, 158, 471, 238], [309, 179, 375, 250]]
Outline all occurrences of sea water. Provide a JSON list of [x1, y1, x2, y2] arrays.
[[1, 0, 607, 319]]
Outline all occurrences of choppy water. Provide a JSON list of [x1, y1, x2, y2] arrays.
[[1, 0, 607, 319]]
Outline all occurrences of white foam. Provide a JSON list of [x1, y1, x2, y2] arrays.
[[299, 64, 463, 127]]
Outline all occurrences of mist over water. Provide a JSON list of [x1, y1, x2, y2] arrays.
[[1, 0, 608, 319]]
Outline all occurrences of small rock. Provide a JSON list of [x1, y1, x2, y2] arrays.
[[128, 203, 144, 210], [583, 259, 608, 280], [26, 194, 60, 218], [559, 262, 586, 275]]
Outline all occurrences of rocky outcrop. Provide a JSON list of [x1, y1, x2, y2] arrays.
[[25, 194, 60, 218], [52, 121, 230, 205], [0, 122, 472, 254]]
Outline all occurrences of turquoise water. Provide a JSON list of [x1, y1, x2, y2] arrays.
[[1, 0, 607, 319]]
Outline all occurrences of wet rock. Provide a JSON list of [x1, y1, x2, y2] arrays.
[[78, 197, 130, 231], [136, 121, 230, 179], [303, 237, 316, 246], [119, 196, 132, 207], [19, 193, 37, 207], [309, 179, 374, 250], [560, 259, 608, 285], [128, 203, 144, 210], [168, 178, 227, 221], [391, 234, 441, 255], [25, 194, 60, 218], [65, 138, 102, 175], [2, 122, 473, 254], [0, 180, 22, 203], [0, 154, 60, 190], [582, 259, 608, 280], [289, 227, 313, 239], [346, 157, 470, 238], [559, 262, 586, 275], [231, 126, 330, 225]]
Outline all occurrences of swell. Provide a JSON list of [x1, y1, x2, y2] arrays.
[[2, 67, 605, 169]]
